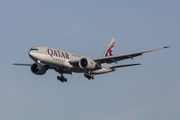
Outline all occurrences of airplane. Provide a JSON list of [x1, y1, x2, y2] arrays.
[[13, 38, 169, 82]]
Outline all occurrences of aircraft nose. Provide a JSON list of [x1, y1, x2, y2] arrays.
[[29, 50, 33, 58], [29, 49, 37, 60]]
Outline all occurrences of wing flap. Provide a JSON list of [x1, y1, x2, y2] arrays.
[[110, 63, 141, 69]]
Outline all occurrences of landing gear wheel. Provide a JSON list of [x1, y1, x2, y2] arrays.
[[64, 78, 67, 82], [57, 76, 68, 82], [60, 78, 64, 83], [84, 73, 95, 80]]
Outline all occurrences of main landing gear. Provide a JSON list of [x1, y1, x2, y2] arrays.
[[57, 76, 67, 82], [84, 73, 94, 80]]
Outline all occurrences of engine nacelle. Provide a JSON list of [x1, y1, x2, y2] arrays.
[[31, 63, 47, 75], [79, 58, 96, 70]]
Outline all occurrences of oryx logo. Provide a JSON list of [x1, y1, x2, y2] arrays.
[[105, 42, 115, 57]]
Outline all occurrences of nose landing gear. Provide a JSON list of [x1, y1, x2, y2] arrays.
[[57, 76, 67, 82], [84, 73, 94, 80]]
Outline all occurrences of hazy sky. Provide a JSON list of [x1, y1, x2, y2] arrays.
[[0, 0, 179, 120]]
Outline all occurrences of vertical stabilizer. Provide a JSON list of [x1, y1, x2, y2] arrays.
[[103, 38, 115, 57]]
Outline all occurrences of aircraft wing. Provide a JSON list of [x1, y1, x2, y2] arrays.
[[93, 46, 170, 64], [13, 63, 53, 69], [13, 63, 32, 66]]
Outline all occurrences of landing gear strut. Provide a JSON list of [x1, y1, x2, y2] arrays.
[[57, 76, 67, 82], [84, 73, 94, 80]]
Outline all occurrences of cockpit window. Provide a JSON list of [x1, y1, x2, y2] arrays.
[[31, 48, 38, 51]]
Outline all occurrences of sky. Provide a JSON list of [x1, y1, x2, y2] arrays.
[[0, 0, 180, 120]]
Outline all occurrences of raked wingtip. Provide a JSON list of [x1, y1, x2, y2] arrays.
[[164, 46, 170, 48]]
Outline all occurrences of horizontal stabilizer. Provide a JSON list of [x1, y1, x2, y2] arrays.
[[110, 63, 141, 69]]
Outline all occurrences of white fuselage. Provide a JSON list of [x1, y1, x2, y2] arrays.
[[29, 46, 114, 75]]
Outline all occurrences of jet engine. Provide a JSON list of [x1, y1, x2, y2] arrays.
[[79, 58, 96, 70], [31, 63, 47, 75]]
